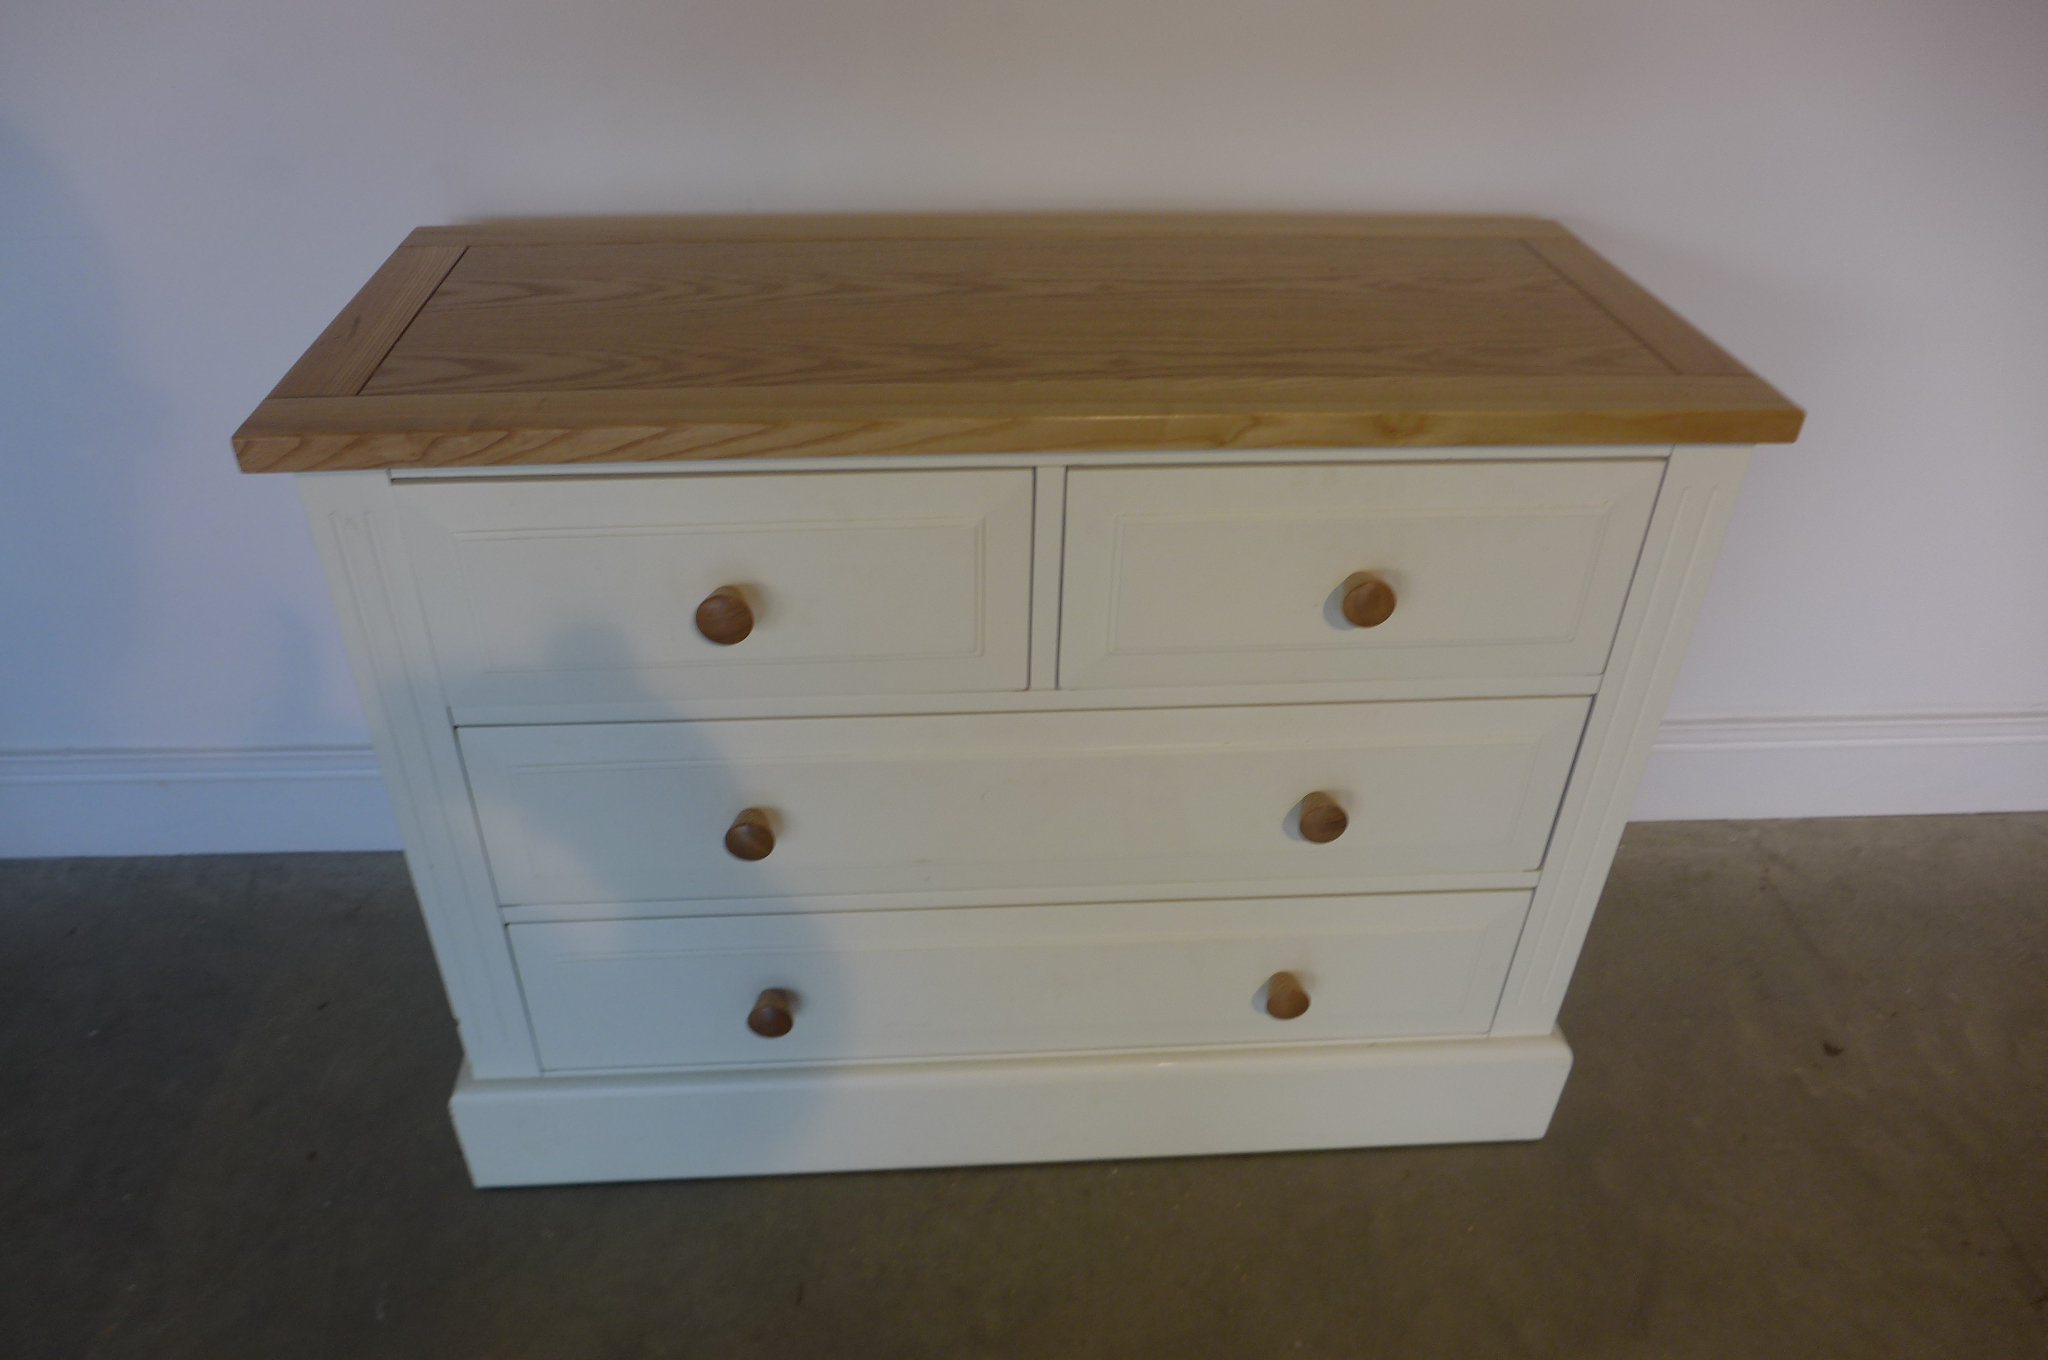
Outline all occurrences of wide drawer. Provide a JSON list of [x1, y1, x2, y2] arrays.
[[1059, 460, 1662, 688], [394, 469, 1034, 706], [509, 892, 1530, 1071], [460, 698, 1587, 907]]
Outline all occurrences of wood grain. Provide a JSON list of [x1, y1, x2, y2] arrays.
[[237, 216, 1802, 471], [393, 237, 1643, 390], [237, 375, 1800, 471], [363, 237, 1667, 398], [270, 245, 466, 398], [1521, 236, 1746, 376]]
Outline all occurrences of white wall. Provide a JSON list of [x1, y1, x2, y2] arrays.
[[4, 0, 2045, 855]]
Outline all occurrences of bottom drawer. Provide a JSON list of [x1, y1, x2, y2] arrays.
[[510, 892, 1529, 1072]]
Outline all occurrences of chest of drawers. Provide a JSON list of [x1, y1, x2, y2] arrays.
[[238, 214, 1799, 1186]]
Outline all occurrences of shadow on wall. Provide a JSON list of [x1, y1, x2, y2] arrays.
[[0, 120, 163, 751]]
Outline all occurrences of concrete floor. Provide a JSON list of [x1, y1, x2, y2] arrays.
[[3, 816, 2045, 1359]]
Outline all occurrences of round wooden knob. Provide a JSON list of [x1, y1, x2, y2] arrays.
[[1266, 972, 1311, 1020], [748, 988, 794, 1037], [1299, 792, 1348, 844], [695, 586, 754, 645], [1341, 575, 1396, 628], [724, 808, 775, 860]]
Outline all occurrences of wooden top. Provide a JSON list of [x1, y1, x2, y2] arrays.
[[235, 214, 1801, 472]]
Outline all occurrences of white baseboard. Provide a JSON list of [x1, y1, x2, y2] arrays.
[[1633, 709, 2048, 821], [4, 710, 2044, 859], [0, 746, 401, 858]]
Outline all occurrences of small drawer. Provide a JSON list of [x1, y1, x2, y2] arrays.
[[509, 892, 1530, 1071], [394, 469, 1034, 707], [1058, 460, 1662, 689], [459, 698, 1586, 907]]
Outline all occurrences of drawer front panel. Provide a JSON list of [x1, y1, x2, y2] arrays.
[[510, 892, 1530, 1071], [1060, 460, 1662, 689], [395, 469, 1034, 706], [461, 698, 1587, 907]]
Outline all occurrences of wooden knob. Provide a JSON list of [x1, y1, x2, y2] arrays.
[[1341, 574, 1396, 628], [724, 808, 775, 860], [1299, 792, 1348, 844], [748, 988, 794, 1037], [1266, 972, 1310, 1020], [695, 585, 754, 645]]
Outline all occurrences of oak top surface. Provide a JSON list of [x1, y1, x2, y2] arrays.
[[236, 214, 1801, 472]]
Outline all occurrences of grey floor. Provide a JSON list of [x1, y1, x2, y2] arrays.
[[3, 816, 2045, 1359]]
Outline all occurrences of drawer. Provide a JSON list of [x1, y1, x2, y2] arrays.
[[394, 469, 1034, 706], [1058, 460, 1663, 689], [460, 698, 1587, 906], [509, 892, 1530, 1071]]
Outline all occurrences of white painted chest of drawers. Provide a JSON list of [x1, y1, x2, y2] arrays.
[[241, 214, 1799, 1186]]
